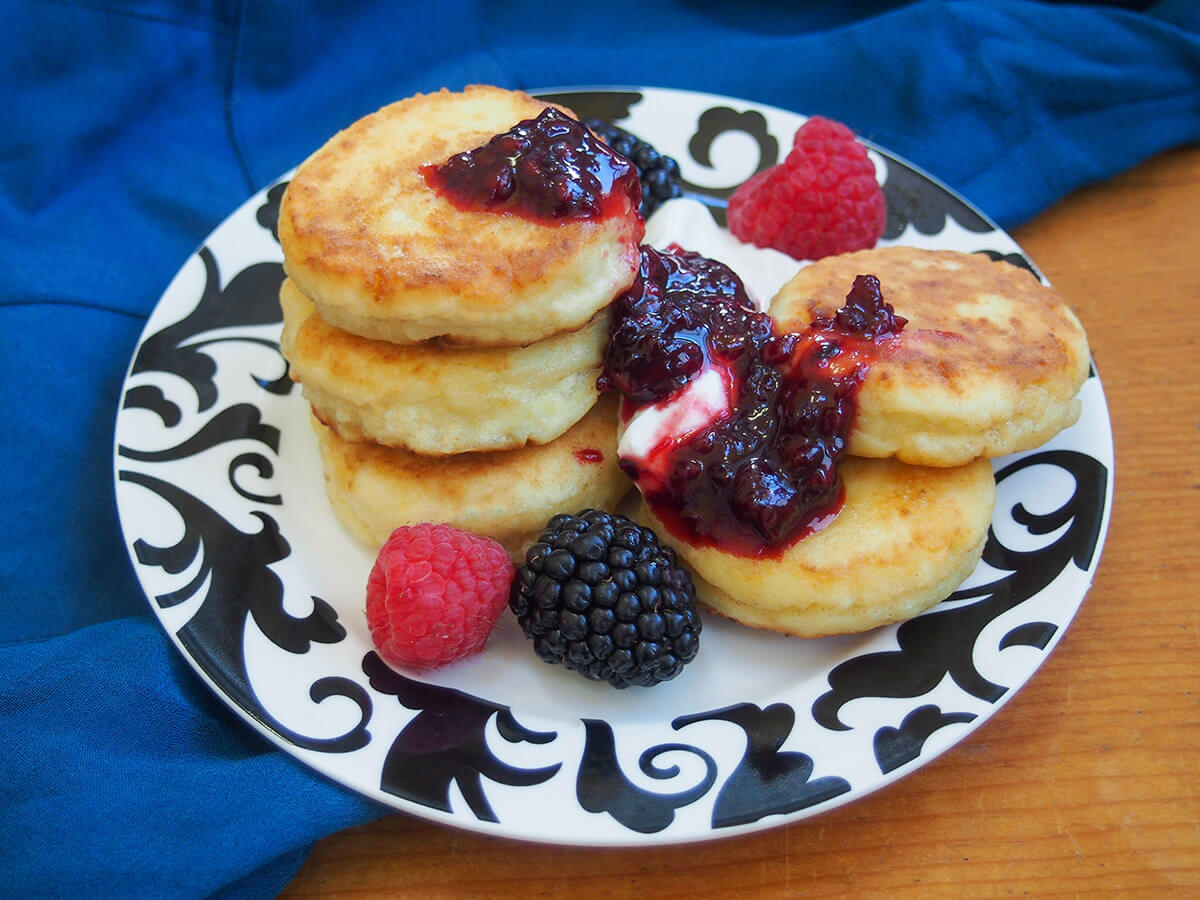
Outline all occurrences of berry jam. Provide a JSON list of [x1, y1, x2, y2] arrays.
[[599, 246, 772, 405], [602, 248, 905, 556], [422, 108, 643, 224]]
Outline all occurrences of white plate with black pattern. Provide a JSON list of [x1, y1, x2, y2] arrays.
[[113, 87, 1112, 845]]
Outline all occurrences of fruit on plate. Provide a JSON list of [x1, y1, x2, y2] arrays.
[[510, 509, 702, 688], [727, 115, 885, 262], [585, 118, 685, 217], [365, 523, 515, 670]]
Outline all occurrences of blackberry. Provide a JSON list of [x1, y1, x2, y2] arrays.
[[584, 119, 684, 217], [510, 510, 701, 688]]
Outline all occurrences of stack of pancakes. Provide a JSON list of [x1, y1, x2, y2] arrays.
[[274, 83, 1092, 641], [277, 86, 640, 557], [642, 247, 1092, 637]]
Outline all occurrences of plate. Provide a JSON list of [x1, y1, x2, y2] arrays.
[[113, 87, 1112, 845]]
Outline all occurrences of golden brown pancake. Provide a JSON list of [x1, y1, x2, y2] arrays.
[[771, 248, 1090, 466], [278, 85, 643, 347], [313, 396, 630, 559], [640, 455, 995, 637], [279, 279, 608, 455]]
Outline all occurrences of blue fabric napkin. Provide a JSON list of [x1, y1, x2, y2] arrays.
[[1, 1, 1197, 896]]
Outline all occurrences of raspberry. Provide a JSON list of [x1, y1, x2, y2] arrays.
[[365, 523, 514, 670], [727, 116, 885, 262]]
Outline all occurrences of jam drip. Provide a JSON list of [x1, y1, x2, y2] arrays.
[[422, 108, 643, 224], [602, 249, 906, 557]]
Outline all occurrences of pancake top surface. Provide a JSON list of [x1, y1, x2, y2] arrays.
[[771, 247, 1091, 464], [278, 85, 643, 345]]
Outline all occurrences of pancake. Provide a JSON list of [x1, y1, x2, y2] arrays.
[[639, 455, 995, 637], [278, 85, 643, 347], [279, 279, 608, 455], [771, 248, 1091, 467], [313, 396, 630, 559]]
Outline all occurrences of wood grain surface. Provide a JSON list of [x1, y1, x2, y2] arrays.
[[280, 145, 1200, 899]]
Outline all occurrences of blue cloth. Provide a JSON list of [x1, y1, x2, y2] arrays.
[[1, 1, 1196, 896]]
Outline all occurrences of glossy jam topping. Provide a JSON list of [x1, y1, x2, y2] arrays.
[[602, 248, 905, 557], [422, 108, 643, 224], [573, 447, 605, 464], [598, 246, 772, 405]]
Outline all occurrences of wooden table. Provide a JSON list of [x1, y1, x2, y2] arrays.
[[281, 145, 1200, 898]]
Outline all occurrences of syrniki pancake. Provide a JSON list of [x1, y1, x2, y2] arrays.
[[771, 248, 1091, 467], [278, 85, 643, 347], [279, 279, 608, 455], [640, 455, 996, 638], [313, 397, 630, 559]]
